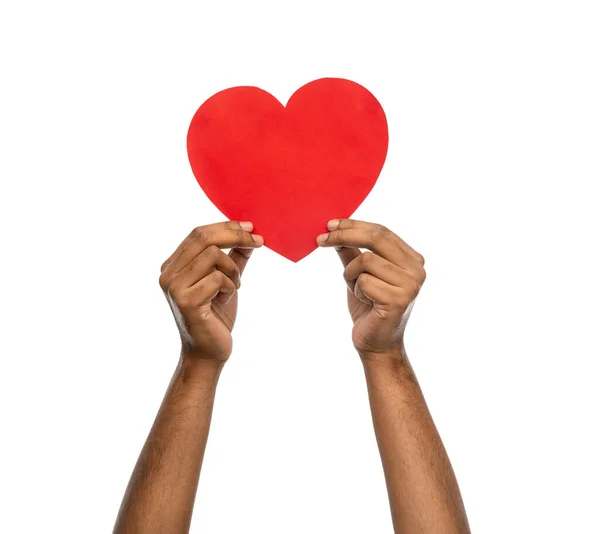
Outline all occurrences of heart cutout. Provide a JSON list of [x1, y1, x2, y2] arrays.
[[187, 78, 389, 262]]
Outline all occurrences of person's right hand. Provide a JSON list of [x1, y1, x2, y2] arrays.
[[159, 221, 263, 362]]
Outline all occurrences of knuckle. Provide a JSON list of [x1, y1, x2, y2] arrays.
[[216, 269, 229, 282], [220, 258, 235, 276], [216, 270, 235, 290], [416, 252, 425, 266], [356, 272, 369, 287], [227, 267, 240, 288], [192, 227, 208, 241], [168, 284, 184, 302], [158, 272, 170, 290], [228, 261, 241, 279], [372, 224, 388, 241], [362, 251, 375, 265], [402, 278, 421, 296], [208, 269, 227, 286], [206, 244, 220, 258], [408, 281, 420, 295]]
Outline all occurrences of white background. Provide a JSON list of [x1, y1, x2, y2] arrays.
[[1, 1, 599, 532]]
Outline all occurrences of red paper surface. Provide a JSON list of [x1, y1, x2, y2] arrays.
[[187, 78, 389, 262]]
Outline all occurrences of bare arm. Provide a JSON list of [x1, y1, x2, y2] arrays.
[[113, 221, 263, 534], [363, 348, 469, 533], [113, 357, 223, 534], [318, 219, 470, 533]]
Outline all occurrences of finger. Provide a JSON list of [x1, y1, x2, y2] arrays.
[[163, 221, 263, 275], [318, 224, 408, 266], [355, 273, 405, 310], [160, 221, 261, 272], [161, 221, 242, 271], [164, 245, 241, 293], [229, 247, 254, 276], [334, 219, 424, 263], [182, 270, 237, 308], [321, 219, 425, 266], [335, 246, 361, 268], [344, 251, 415, 292]]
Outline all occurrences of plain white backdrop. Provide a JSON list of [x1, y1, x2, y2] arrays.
[[1, 1, 599, 532]]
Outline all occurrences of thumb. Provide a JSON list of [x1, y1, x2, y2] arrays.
[[335, 246, 361, 267], [229, 247, 254, 276]]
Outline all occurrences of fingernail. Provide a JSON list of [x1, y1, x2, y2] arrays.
[[252, 234, 264, 245], [327, 220, 340, 231], [316, 233, 329, 245], [237, 248, 253, 258], [240, 221, 253, 231]]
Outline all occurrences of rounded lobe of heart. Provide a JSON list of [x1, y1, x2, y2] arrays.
[[187, 78, 389, 262]]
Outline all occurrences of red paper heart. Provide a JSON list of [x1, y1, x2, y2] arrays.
[[187, 78, 388, 262]]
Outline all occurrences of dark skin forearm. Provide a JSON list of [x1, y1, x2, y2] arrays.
[[113, 355, 223, 534], [318, 218, 470, 533], [362, 347, 470, 534], [114, 218, 468, 533], [114, 222, 262, 533]]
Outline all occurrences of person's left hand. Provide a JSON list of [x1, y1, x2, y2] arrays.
[[317, 219, 426, 361]]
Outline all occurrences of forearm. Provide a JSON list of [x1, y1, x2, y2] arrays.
[[362, 347, 470, 534], [114, 355, 223, 534]]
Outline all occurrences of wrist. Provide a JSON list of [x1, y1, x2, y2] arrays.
[[177, 352, 225, 388], [360, 344, 416, 384], [359, 342, 407, 366]]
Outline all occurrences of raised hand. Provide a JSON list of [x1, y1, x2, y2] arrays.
[[159, 221, 263, 361], [317, 219, 426, 360]]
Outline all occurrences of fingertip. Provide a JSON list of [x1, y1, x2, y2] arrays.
[[239, 221, 254, 231], [251, 234, 264, 246], [327, 219, 340, 231], [316, 233, 329, 245]]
